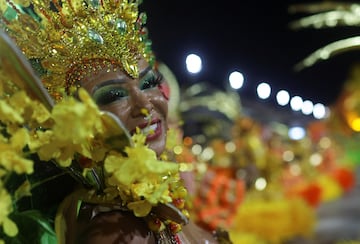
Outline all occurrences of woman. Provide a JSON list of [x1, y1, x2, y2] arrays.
[[54, 60, 223, 243], [80, 58, 168, 157], [0, 0, 230, 243], [59, 58, 221, 244]]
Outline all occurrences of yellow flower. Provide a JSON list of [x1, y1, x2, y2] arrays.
[[27, 130, 53, 152], [107, 146, 178, 186], [30, 101, 51, 124], [131, 130, 147, 147], [7, 91, 31, 116], [34, 89, 105, 166], [77, 88, 104, 134], [9, 91, 51, 125], [165, 127, 181, 151], [10, 128, 29, 152], [104, 131, 181, 216], [140, 108, 150, 117], [316, 175, 343, 202], [2, 217, 18, 237], [231, 196, 315, 243], [127, 200, 152, 217], [228, 231, 267, 244], [52, 99, 94, 144], [0, 188, 18, 237], [0, 100, 23, 124], [0, 150, 33, 174]]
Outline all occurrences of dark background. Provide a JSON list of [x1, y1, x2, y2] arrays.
[[141, 0, 360, 110]]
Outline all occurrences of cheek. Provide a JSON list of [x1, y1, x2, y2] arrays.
[[158, 83, 170, 101], [100, 103, 131, 127], [151, 92, 168, 119]]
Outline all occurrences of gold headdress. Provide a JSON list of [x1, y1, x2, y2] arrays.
[[0, 0, 154, 101]]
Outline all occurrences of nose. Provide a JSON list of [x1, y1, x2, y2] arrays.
[[129, 87, 153, 117]]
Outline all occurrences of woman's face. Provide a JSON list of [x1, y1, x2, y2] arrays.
[[79, 58, 168, 156]]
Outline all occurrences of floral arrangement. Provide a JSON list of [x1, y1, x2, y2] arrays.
[[0, 87, 188, 242]]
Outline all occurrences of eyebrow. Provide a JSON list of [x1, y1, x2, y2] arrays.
[[92, 66, 152, 92]]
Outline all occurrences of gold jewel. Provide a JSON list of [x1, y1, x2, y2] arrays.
[[1, 0, 154, 102]]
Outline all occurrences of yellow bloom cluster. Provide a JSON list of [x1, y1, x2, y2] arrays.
[[316, 174, 343, 202], [0, 90, 43, 239], [230, 195, 316, 243], [229, 231, 267, 244], [1, 85, 187, 237], [104, 131, 181, 217], [0, 88, 112, 238], [0, 187, 18, 240], [30, 89, 106, 167], [0, 130, 33, 239]]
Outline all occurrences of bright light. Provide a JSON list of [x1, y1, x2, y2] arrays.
[[319, 137, 331, 149], [350, 118, 360, 132], [276, 90, 290, 106], [290, 96, 303, 111], [200, 147, 215, 161], [313, 103, 326, 119], [191, 144, 202, 155], [282, 150, 295, 162], [185, 54, 202, 74], [255, 177, 267, 191], [256, 82, 271, 99], [288, 126, 306, 140], [289, 164, 301, 176], [301, 100, 314, 115], [310, 153, 323, 166], [225, 141, 236, 153], [229, 71, 244, 89]]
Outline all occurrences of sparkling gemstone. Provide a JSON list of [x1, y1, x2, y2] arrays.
[[138, 12, 147, 25], [115, 19, 127, 34], [89, 0, 100, 8], [88, 29, 104, 44], [3, 7, 18, 21]]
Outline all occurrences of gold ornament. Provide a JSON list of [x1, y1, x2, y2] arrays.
[[1, 0, 154, 101]]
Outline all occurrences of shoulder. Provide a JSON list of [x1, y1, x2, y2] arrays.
[[76, 210, 155, 244], [178, 221, 219, 244], [57, 194, 155, 244]]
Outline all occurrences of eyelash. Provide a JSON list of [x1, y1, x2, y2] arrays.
[[95, 88, 128, 105], [93, 72, 164, 106], [140, 73, 163, 90]]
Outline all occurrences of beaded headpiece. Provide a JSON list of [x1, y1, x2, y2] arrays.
[[0, 0, 154, 101]]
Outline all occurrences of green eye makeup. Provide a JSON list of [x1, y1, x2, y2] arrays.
[[139, 70, 163, 90], [91, 69, 163, 106], [92, 85, 129, 105]]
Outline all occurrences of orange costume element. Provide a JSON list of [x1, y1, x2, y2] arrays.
[[193, 167, 245, 231]]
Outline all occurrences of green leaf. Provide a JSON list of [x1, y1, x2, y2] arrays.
[[3, 210, 57, 244], [40, 231, 57, 244]]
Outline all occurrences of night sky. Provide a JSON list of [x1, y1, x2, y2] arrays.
[[141, 0, 360, 107]]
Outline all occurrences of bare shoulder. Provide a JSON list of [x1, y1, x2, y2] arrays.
[[57, 193, 155, 244], [76, 210, 155, 244], [178, 221, 218, 244]]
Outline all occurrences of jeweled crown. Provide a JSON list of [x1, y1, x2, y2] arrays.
[[0, 0, 154, 101]]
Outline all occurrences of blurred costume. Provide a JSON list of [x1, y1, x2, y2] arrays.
[[177, 83, 246, 231]]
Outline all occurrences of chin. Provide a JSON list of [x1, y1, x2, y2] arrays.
[[148, 139, 166, 157]]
